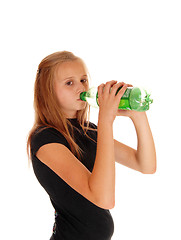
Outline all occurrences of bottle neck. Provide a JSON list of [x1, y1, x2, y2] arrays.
[[79, 91, 87, 101]]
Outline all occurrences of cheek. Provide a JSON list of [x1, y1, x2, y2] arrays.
[[55, 87, 71, 106], [56, 90, 68, 103], [54, 83, 65, 100]]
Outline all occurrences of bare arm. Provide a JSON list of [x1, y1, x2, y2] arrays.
[[130, 112, 156, 173], [88, 81, 129, 208], [89, 120, 115, 208], [114, 110, 156, 174]]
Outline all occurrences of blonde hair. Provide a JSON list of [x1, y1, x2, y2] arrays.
[[27, 51, 97, 166]]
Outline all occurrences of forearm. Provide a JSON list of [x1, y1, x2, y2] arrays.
[[130, 112, 157, 174], [89, 120, 115, 208]]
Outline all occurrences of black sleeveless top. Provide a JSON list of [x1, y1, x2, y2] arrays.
[[31, 119, 114, 240]]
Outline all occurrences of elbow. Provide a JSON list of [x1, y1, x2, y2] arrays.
[[105, 195, 115, 209], [108, 199, 115, 209], [141, 167, 157, 174], [104, 200, 115, 210], [139, 158, 157, 174], [110, 202, 115, 209], [98, 198, 115, 210]]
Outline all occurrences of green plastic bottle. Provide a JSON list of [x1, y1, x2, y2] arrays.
[[80, 86, 153, 111]]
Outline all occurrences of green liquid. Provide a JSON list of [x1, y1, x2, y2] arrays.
[[118, 98, 131, 110]]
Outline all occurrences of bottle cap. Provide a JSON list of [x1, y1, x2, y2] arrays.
[[145, 93, 153, 105]]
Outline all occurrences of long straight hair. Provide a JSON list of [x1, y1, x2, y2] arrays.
[[27, 51, 97, 166]]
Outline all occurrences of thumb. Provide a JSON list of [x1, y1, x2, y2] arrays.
[[117, 109, 130, 117]]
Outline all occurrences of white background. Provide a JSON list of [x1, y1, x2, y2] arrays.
[[1, 0, 181, 239]]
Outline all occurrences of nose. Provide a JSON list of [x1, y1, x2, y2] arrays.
[[77, 83, 86, 95]]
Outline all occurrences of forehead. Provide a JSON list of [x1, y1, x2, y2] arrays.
[[55, 60, 87, 80]]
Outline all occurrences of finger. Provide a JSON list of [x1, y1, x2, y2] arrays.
[[98, 83, 105, 95], [103, 80, 118, 94], [117, 109, 130, 117], [110, 82, 125, 96], [116, 83, 129, 99]]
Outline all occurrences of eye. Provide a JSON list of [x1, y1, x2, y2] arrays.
[[66, 81, 73, 86], [81, 79, 88, 83]]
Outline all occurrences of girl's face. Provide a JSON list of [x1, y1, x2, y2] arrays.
[[54, 60, 89, 118]]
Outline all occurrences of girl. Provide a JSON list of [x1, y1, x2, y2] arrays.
[[27, 51, 156, 240]]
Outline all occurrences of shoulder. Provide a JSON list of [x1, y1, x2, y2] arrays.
[[31, 126, 65, 141], [31, 126, 69, 156]]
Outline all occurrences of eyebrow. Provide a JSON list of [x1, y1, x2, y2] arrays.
[[63, 74, 88, 81]]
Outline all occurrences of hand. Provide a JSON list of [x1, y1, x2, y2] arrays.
[[116, 108, 146, 119], [97, 80, 129, 125]]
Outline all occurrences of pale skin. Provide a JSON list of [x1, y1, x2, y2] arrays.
[[53, 59, 89, 118], [37, 60, 156, 209]]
